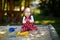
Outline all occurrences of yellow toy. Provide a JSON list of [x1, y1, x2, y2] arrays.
[[0, 36, 6, 38], [0, 31, 6, 38], [16, 31, 29, 36], [0, 31, 6, 34]]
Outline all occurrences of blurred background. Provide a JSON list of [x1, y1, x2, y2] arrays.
[[0, 0, 60, 37]]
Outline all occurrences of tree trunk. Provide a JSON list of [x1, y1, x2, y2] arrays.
[[8, 0, 14, 23], [0, 0, 2, 24]]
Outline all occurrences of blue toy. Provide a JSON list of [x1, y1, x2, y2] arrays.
[[9, 36, 16, 38], [9, 28, 16, 32]]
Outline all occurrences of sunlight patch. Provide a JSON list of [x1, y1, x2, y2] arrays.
[[34, 21, 40, 24]]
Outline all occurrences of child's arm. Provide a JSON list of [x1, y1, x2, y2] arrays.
[[22, 16, 26, 24], [29, 16, 34, 23]]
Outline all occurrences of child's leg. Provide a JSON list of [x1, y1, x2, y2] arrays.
[[21, 23, 29, 32], [21, 26, 27, 32], [28, 23, 38, 31], [31, 26, 38, 31]]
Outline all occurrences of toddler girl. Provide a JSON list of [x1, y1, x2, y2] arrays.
[[21, 7, 38, 32]]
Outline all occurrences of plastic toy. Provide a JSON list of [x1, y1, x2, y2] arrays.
[[9, 36, 16, 38], [0, 36, 6, 38], [0, 31, 6, 38], [16, 31, 29, 36], [0, 31, 6, 34], [9, 27, 16, 32]]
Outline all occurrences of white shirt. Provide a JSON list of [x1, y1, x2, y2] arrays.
[[22, 16, 34, 24]]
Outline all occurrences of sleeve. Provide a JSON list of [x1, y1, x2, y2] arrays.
[[22, 16, 26, 24], [29, 16, 34, 23]]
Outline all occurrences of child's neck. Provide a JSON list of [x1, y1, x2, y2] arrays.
[[26, 16, 30, 18], [27, 16, 29, 18]]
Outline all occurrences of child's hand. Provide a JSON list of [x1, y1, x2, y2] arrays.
[[25, 18, 30, 21], [25, 18, 30, 22]]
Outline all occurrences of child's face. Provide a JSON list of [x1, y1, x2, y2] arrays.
[[36, 0, 40, 2], [24, 8, 31, 17]]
